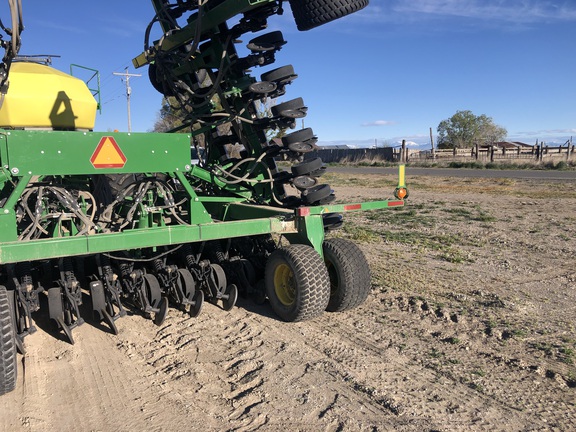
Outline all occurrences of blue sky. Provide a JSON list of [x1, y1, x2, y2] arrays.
[[3, 0, 575, 148]]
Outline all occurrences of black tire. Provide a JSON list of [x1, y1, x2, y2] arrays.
[[323, 238, 371, 312], [265, 244, 330, 322], [292, 175, 318, 190], [322, 212, 343, 230], [107, 174, 141, 199], [302, 184, 332, 204], [289, 0, 369, 31], [273, 170, 294, 185], [291, 157, 323, 176], [177, 268, 196, 302], [261, 65, 297, 84], [272, 97, 307, 119], [288, 141, 315, 153], [282, 128, 315, 146], [249, 81, 277, 94], [143, 274, 162, 309], [0, 285, 17, 396], [247, 31, 286, 52]]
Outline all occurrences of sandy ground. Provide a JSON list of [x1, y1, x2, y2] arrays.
[[1, 170, 575, 432]]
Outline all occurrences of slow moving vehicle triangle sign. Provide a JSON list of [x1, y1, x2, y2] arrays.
[[90, 136, 127, 168]]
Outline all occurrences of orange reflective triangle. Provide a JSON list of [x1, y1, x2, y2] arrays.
[[90, 136, 127, 168]]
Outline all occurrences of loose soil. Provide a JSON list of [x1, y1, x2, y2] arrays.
[[1, 170, 575, 431]]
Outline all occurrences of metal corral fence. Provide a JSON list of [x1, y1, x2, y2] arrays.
[[308, 141, 574, 164], [305, 147, 398, 163], [411, 141, 575, 163]]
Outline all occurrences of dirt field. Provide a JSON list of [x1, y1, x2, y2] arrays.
[[1, 170, 575, 431]]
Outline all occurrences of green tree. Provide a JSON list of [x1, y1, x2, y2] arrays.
[[437, 110, 507, 149], [151, 97, 190, 132]]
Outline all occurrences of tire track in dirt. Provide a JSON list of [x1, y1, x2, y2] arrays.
[[309, 301, 551, 431], [0, 321, 163, 432], [111, 302, 411, 431], [368, 291, 576, 430]]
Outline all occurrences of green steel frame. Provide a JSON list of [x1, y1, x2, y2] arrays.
[[0, 129, 405, 264]]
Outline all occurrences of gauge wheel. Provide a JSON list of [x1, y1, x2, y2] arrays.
[[323, 238, 371, 312], [265, 244, 330, 322], [177, 268, 196, 304], [208, 264, 227, 304], [0, 285, 17, 396], [143, 274, 162, 309], [289, 0, 369, 31]]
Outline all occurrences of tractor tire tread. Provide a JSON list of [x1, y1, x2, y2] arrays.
[[0, 285, 17, 396], [265, 244, 330, 322], [323, 238, 371, 312], [289, 0, 369, 31]]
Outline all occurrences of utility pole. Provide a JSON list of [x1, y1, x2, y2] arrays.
[[429, 127, 435, 160], [113, 67, 141, 132]]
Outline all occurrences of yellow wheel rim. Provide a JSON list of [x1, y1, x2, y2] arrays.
[[274, 263, 296, 306]]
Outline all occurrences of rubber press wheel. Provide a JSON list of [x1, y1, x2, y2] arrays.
[[291, 157, 323, 176], [265, 244, 330, 322], [323, 238, 371, 312], [272, 97, 307, 119], [261, 65, 297, 85], [282, 128, 315, 146], [0, 285, 17, 396]]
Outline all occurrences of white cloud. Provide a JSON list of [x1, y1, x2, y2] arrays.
[[357, 0, 576, 26], [514, 128, 576, 136], [362, 120, 397, 127]]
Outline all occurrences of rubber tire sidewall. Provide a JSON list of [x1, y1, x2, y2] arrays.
[[0, 285, 17, 396], [265, 244, 330, 322], [289, 0, 369, 31], [323, 238, 371, 312]]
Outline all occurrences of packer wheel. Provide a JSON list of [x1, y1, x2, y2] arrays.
[[144, 274, 162, 309], [282, 128, 315, 146], [291, 157, 323, 176], [323, 238, 371, 312], [272, 97, 307, 119], [222, 284, 238, 312], [177, 268, 196, 302], [288, 141, 315, 153], [0, 285, 17, 396], [265, 244, 330, 322], [143, 274, 168, 326], [261, 65, 297, 85]]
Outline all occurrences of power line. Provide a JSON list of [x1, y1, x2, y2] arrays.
[[113, 67, 142, 132]]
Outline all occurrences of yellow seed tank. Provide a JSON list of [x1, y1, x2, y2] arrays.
[[0, 61, 97, 130]]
